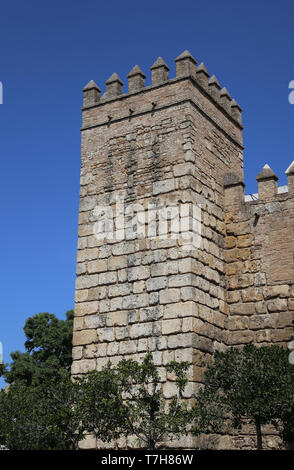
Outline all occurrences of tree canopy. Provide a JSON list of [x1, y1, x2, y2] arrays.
[[1, 310, 294, 451], [78, 352, 192, 449], [0, 310, 73, 386], [0, 376, 83, 450], [197, 343, 294, 449]]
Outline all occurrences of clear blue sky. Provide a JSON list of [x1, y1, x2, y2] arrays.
[[0, 0, 293, 381]]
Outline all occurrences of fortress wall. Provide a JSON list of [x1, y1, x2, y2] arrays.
[[71, 52, 244, 448], [71, 51, 294, 449], [224, 173, 294, 348]]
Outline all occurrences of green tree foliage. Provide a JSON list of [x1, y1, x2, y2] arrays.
[[0, 377, 83, 450], [2, 309, 294, 451], [78, 352, 192, 449], [0, 310, 73, 386], [192, 386, 224, 436], [0, 309, 77, 449], [197, 343, 294, 449]]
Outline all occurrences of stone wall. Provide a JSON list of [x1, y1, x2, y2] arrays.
[[71, 50, 294, 449], [222, 165, 294, 449], [224, 168, 294, 349]]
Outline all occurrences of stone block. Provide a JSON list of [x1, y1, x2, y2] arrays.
[[122, 294, 149, 309], [98, 272, 117, 285], [146, 276, 167, 291], [267, 299, 288, 312], [139, 305, 163, 322], [119, 340, 137, 355], [84, 313, 107, 329], [75, 301, 99, 316], [76, 275, 99, 290], [128, 266, 150, 281], [72, 346, 83, 361], [72, 329, 97, 346], [97, 327, 115, 343], [152, 179, 175, 195], [229, 330, 255, 345], [129, 322, 153, 339], [159, 289, 181, 304], [88, 259, 108, 273], [162, 318, 182, 335], [108, 283, 132, 297]]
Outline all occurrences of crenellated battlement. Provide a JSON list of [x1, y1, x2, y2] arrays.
[[224, 162, 294, 209], [82, 50, 242, 129]]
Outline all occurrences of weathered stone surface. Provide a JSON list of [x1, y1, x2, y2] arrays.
[[72, 329, 97, 346], [159, 289, 181, 304], [122, 294, 149, 309], [98, 272, 117, 285], [139, 306, 163, 322], [229, 330, 255, 345], [88, 259, 108, 273], [72, 346, 83, 361], [119, 340, 137, 355], [264, 285, 290, 299], [108, 283, 132, 297], [72, 55, 294, 451], [76, 274, 99, 290], [267, 299, 288, 312], [129, 322, 153, 339], [106, 311, 128, 326], [128, 266, 150, 281], [84, 313, 106, 329], [75, 301, 99, 316], [241, 288, 263, 303], [97, 327, 115, 343], [78, 435, 97, 450], [162, 319, 181, 335], [152, 179, 175, 195], [146, 277, 167, 292]]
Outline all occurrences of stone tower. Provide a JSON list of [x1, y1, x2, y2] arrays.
[[71, 50, 294, 449]]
